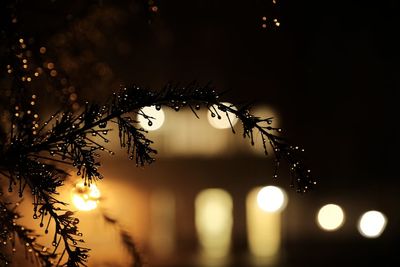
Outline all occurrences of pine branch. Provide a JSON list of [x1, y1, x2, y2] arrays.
[[0, 201, 56, 266], [1, 83, 316, 266], [1, 1, 313, 266]]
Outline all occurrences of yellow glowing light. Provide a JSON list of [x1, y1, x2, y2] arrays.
[[71, 182, 101, 211], [207, 102, 238, 129], [257, 186, 287, 213], [195, 189, 233, 258], [138, 106, 165, 131], [247, 187, 284, 260], [358, 210, 387, 238], [316, 204, 345, 231]]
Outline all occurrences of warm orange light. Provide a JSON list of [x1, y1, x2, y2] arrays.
[[71, 182, 101, 211]]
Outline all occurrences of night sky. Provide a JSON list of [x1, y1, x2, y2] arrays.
[[18, 0, 398, 189]]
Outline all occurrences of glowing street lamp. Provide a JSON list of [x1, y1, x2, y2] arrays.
[[257, 186, 287, 213], [247, 186, 288, 259], [316, 204, 345, 231], [358, 210, 387, 238]]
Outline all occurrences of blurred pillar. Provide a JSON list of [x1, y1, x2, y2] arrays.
[[246, 186, 287, 260], [195, 188, 233, 259]]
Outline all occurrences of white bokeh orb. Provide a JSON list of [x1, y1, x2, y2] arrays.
[[358, 210, 387, 238], [316, 204, 345, 231], [138, 106, 165, 131], [256, 186, 287, 213], [207, 102, 238, 129]]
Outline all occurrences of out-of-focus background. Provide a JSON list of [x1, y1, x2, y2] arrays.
[[5, 0, 399, 266]]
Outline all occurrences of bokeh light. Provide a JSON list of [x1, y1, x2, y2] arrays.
[[316, 204, 345, 231], [358, 210, 387, 238], [207, 102, 238, 129], [138, 106, 165, 131], [71, 182, 101, 211], [257, 186, 287, 213]]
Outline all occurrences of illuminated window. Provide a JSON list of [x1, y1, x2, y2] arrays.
[[246, 186, 288, 259], [316, 204, 345, 231], [195, 189, 233, 258], [358, 210, 387, 238], [160, 109, 230, 156]]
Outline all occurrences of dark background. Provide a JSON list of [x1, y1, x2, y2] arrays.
[[7, 0, 400, 266]]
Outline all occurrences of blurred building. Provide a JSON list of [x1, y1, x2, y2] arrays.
[[19, 105, 392, 267]]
